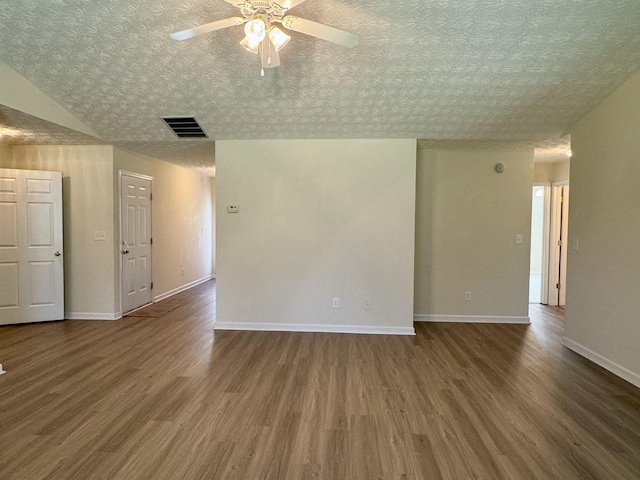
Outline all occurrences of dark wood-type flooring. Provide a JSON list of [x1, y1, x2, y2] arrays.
[[1, 281, 639, 479]]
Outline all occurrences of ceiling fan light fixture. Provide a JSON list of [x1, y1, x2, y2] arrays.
[[244, 18, 266, 45], [268, 26, 291, 52], [240, 36, 260, 54]]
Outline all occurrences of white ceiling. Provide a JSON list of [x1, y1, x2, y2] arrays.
[[1, 0, 639, 169]]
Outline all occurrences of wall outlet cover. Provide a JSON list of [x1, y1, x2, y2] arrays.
[[93, 230, 107, 241]]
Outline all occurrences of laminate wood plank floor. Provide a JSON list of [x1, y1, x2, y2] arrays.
[[1, 281, 639, 479]]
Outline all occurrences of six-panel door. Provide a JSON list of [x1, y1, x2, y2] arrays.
[[0, 169, 64, 325]]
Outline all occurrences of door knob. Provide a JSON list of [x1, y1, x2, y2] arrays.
[[122, 249, 130, 255], [55, 251, 61, 256]]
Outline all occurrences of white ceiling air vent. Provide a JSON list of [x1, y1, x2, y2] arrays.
[[162, 116, 208, 138]]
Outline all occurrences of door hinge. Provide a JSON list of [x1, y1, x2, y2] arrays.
[[557, 240, 562, 246], [150, 237, 153, 245], [151, 282, 154, 290], [556, 283, 561, 289], [150, 193, 153, 201]]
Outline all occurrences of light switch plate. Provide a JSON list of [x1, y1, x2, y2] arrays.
[[93, 230, 107, 241], [515, 234, 523, 244]]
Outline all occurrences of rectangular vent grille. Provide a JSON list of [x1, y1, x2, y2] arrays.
[[162, 116, 208, 138]]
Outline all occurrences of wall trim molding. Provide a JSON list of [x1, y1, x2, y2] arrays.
[[66, 312, 121, 321], [562, 337, 640, 388], [154, 275, 214, 303], [414, 314, 530, 324], [215, 322, 415, 336]]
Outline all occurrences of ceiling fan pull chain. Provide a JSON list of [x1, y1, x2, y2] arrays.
[[268, 36, 272, 65], [260, 36, 265, 77]]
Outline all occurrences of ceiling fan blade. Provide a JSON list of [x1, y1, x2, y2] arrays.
[[259, 37, 281, 69], [275, 0, 308, 9], [281, 16, 359, 48], [170, 17, 245, 41], [220, 0, 245, 5]]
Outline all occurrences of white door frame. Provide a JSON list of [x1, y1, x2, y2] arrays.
[[548, 181, 569, 306], [119, 170, 153, 315]]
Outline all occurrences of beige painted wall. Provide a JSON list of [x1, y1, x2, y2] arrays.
[[0, 144, 13, 162], [0, 60, 98, 138], [565, 70, 640, 381], [533, 160, 570, 184], [210, 177, 216, 275], [553, 159, 570, 183], [216, 139, 416, 332], [414, 149, 534, 318], [533, 163, 554, 183], [1, 145, 116, 316], [112, 149, 214, 305]]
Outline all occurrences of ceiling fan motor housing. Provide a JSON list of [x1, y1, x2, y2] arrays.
[[241, 1, 287, 19]]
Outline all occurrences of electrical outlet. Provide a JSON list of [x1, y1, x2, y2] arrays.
[[465, 291, 472, 301], [227, 205, 239, 213], [364, 298, 371, 310], [181, 268, 185, 277], [332, 298, 340, 309]]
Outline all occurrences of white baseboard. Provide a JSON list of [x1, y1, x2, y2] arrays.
[[0, 364, 5, 375], [562, 337, 640, 388], [414, 314, 530, 324], [214, 322, 415, 336], [64, 276, 214, 321], [66, 312, 122, 321], [154, 275, 214, 302]]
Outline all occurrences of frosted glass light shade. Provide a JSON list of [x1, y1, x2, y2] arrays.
[[268, 27, 291, 52], [244, 19, 266, 45], [240, 36, 259, 54]]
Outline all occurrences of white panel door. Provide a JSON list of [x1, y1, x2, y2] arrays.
[[0, 169, 64, 325], [120, 173, 153, 314]]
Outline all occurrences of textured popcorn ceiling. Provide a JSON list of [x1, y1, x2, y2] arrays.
[[0, 105, 106, 146], [1, 0, 639, 170]]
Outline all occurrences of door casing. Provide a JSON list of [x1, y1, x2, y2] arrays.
[[548, 181, 569, 306]]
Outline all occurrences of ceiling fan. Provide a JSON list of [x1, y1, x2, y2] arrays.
[[170, 0, 359, 75]]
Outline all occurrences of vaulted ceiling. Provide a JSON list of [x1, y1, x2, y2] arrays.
[[1, 0, 639, 169]]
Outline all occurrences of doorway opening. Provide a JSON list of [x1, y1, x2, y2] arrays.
[[529, 185, 550, 304], [529, 182, 570, 307]]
